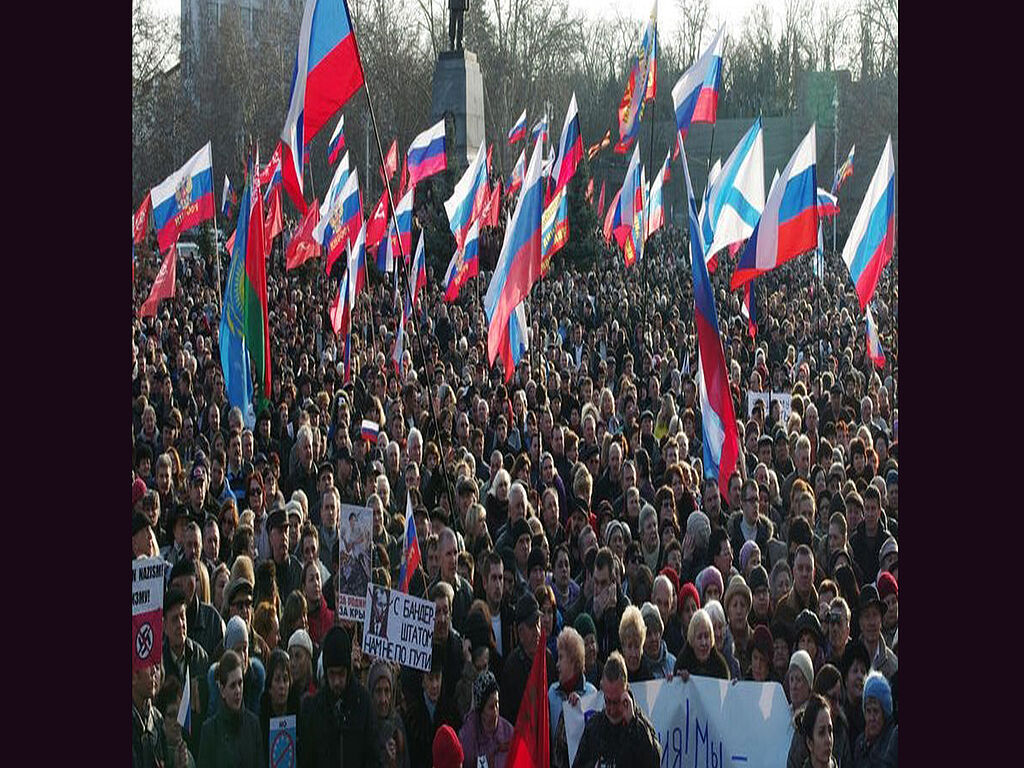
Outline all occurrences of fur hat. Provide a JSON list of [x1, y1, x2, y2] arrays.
[[696, 566, 724, 602], [863, 671, 893, 718]]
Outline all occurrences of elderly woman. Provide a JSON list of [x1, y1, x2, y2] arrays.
[[748, 625, 775, 682], [640, 602, 675, 678], [705, 600, 741, 679], [485, 468, 512, 534], [680, 510, 711, 584], [723, 576, 754, 675], [459, 671, 514, 768], [548, 627, 598, 768], [673, 608, 730, 680], [738, 540, 762, 578], [695, 565, 725, 606], [618, 605, 656, 682], [368, 660, 410, 768], [789, 649, 814, 714], [852, 673, 897, 767]]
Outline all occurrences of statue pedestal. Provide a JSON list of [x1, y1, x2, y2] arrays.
[[431, 50, 486, 170]]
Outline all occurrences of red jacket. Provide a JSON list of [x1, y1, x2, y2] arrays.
[[307, 595, 334, 646]]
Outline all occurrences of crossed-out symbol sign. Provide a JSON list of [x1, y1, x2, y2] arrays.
[[136, 622, 154, 660], [271, 730, 295, 768]]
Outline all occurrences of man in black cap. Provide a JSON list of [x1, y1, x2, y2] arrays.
[[499, 592, 557, 724], [168, 557, 225, 658], [269, 506, 303, 599], [183, 462, 218, 521], [161, 587, 209, 749], [298, 626, 376, 767], [858, 584, 897, 682]]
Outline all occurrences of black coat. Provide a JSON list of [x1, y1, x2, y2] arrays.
[[672, 643, 731, 680], [297, 679, 377, 768], [571, 694, 662, 768], [498, 644, 557, 724], [404, 688, 461, 768], [198, 706, 264, 768]]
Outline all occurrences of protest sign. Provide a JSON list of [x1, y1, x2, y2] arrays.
[[361, 584, 435, 671], [337, 504, 373, 622], [746, 390, 792, 422], [564, 677, 793, 768], [269, 715, 297, 768], [132, 557, 165, 672]]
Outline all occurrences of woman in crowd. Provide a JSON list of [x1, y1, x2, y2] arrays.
[[548, 627, 597, 768], [368, 659, 410, 768], [459, 670, 513, 768], [853, 672, 897, 767], [199, 649, 263, 767], [674, 608, 730, 680], [618, 604, 656, 682], [258, 649, 299, 765]]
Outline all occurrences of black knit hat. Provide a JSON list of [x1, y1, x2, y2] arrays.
[[840, 640, 870, 678], [322, 626, 352, 670], [795, 609, 824, 647]]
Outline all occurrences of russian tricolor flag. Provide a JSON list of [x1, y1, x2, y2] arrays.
[[443, 218, 480, 302], [816, 187, 839, 218], [221, 176, 235, 219], [550, 93, 583, 196], [398, 492, 421, 593], [386, 185, 415, 266], [646, 149, 670, 238], [671, 25, 725, 141], [531, 113, 548, 145], [832, 144, 855, 195], [681, 138, 739, 492], [613, 144, 644, 267], [328, 114, 346, 165], [508, 109, 527, 145], [347, 219, 366, 301], [444, 140, 489, 249], [407, 119, 447, 188], [731, 124, 819, 290], [485, 135, 545, 381], [842, 136, 895, 309], [315, 160, 362, 275], [177, 666, 192, 735], [280, 0, 364, 213], [865, 305, 886, 369], [151, 142, 215, 252], [329, 268, 350, 338], [741, 279, 758, 339], [361, 419, 380, 443]]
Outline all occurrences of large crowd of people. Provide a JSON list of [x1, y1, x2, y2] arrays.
[[132, 192, 898, 768]]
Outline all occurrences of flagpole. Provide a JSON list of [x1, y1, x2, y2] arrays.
[[213, 218, 223, 314], [347, 0, 459, 529]]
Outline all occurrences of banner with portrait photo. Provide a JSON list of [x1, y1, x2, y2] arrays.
[[362, 584, 435, 671], [336, 503, 373, 622], [746, 390, 792, 423]]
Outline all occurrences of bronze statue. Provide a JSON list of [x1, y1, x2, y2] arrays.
[[448, 0, 468, 52]]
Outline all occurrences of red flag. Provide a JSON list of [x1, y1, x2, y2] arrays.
[[506, 629, 549, 768], [365, 191, 390, 253], [263, 185, 284, 254], [585, 178, 594, 205], [379, 139, 398, 185], [602, 188, 621, 242], [398, 156, 408, 197], [139, 245, 177, 318], [481, 183, 502, 228], [285, 198, 322, 270], [487, 144, 494, 175], [596, 180, 606, 219], [132, 193, 152, 245], [226, 229, 236, 256]]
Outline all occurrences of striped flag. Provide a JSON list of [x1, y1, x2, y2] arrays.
[[507, 109, 527, 145], [177, 666, 192, 735], [398, 492, 421, 592], [328, 114, 346, 165], [832, 144, 855, 195], [841, 137, 895, 308], [150, 143, 215, 251], [587, 130, 612, 162], [361, 419, 380, 443], [865, 305, 886, 369]]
